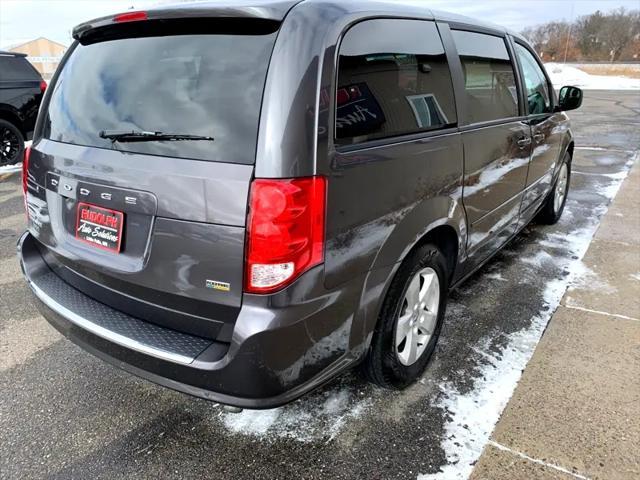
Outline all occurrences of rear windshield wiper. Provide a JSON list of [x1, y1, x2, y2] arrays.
[[99, 130, 214, 142]]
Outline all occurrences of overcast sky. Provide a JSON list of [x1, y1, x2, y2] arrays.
[[1, 0, 638, 48]]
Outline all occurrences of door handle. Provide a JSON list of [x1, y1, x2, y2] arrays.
[[533, 133, 545, 143], [517, 136, 532, 148]]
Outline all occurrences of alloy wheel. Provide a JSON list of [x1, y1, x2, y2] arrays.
[[554, 163, 568, 214], [395, 267, 440, 366], [1, 126, 21, 166]]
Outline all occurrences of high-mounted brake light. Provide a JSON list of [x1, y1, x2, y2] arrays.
[[113, 11, 148, 23], [245, 176, 326, 294], [22, 147, 30, 217], [39, 80, 47, 93]]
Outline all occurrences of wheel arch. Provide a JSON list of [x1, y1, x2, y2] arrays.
[[369, 195, 466, 284], [553, 138, 574, 184], [352, 197, 466, 357], [410, 224, 459, 285], [566, 140, 574, 162]]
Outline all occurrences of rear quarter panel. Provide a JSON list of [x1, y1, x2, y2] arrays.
[[324, 136, 465, 289], [322, 134, 465, 356]]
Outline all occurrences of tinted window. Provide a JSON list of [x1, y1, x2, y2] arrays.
[[44, 27, 277, 164], [515, 43, 552, 115], [336, 20, 456, 146], [451, 30, 519, 123], [0, 56, 40, 81]]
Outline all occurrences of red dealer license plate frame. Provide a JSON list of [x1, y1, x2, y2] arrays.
[[75, 202, 124, 253]]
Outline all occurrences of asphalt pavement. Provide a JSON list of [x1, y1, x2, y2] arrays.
[[1, 90, 638, 480]]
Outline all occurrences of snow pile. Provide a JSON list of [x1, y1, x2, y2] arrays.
[[545, 63, 640, 90]]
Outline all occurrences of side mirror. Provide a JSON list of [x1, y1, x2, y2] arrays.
[[557, 86, 583, 112]]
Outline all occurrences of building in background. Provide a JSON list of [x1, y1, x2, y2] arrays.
[[7, 37, 67, 80]]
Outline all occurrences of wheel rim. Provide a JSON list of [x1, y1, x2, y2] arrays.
[[0, 126, 21, 165], [395, 267, 440, 366], [553, 163, 568, 214]]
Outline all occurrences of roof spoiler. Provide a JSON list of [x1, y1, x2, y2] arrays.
[[72, 5, 287, 42]]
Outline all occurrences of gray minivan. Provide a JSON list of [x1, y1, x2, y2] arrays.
[[19, 0, 582, 408]]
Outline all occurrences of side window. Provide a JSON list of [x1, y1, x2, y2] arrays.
[[451, 30, 519, 124], [514, 43, 552, 115], [335, 19, 457, 146]]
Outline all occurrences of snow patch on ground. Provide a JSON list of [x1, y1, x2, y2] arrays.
[[419, 156, 633, 480], [629, 273, 640, 282], [220, 388, 372, 442], [222, 409, 280, 436], [0, 163, 21, 174], [545, 63, 640, 90], [484, 272, 507, 282], [520, 249, 554, 268], [569, 262, 616, 294]]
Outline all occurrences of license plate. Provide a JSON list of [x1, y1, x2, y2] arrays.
[[75, 202, 124, 253]]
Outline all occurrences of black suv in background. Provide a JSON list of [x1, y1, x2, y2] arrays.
[[0, 51, 46, 166]]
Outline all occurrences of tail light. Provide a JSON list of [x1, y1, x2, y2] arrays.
[[39, 80, 47, 93], [245, 176, 326, 293], [22, 147, 30, 216]]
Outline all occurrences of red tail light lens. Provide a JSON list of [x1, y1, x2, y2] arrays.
[[114, 11, 148, 23], [245, 176, 326, 293], [39, 80, 47, 93], [22, 147, 30, 194], [22, 147, 30, 216]]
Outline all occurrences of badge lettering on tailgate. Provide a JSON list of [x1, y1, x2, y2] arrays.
[[206, 279, 230, 292]]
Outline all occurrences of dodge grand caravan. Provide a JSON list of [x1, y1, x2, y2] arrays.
[[19, 0, 583, 409]]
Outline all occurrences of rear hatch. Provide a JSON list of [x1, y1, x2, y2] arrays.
[[25, 15, 280, 341]]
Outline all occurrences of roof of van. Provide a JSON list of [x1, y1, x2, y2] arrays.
[[73, 0, 525, 42]]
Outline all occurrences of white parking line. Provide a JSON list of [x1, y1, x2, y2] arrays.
[[563, 303, 640, 322], [488, 441, 592, 480], [575, 146, 636, 154]]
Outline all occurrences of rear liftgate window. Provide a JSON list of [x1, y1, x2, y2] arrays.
[[43, 20, 279, 164], [335, 19, 457, 146]]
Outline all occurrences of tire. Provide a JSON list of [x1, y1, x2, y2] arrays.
[[361, 243, 449, 389], [0, 119, 25, 167], [537, 152, 571, 225]]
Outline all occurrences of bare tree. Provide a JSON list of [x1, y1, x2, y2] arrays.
[[575, 11, 607, 60], [600, 8, 638, 62], [522, 8, 640, 62]]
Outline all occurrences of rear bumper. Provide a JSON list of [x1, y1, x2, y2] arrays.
[[18, 231, 365, 408]]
